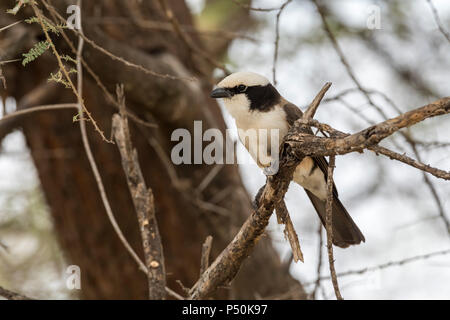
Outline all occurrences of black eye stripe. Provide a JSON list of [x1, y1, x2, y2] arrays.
[[230, 85, 248, 94], [225, 84, 280, 111]]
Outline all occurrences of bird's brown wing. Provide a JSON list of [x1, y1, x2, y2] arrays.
[[282, 102, 337, 195], [282, 101, 365, 247]]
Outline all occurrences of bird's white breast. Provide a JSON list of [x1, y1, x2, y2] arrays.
[[223, 97, 327, 200], [224, 98, 289, 167]]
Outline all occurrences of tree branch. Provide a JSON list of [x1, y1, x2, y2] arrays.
[[275, 200, 304, 263], [0, 286, 32, 300], [295, 118, 450, 181], [325, 155, 343, 300], [287, 98, 450, 158], [303, 82, 332, 120], [200, 235, 213, 276], [112, 85, 166, 300], [187, 83, 336, 299], [188, 88, 450, 299], [426, 0, 450, 43], [306, 248, 450, 284], [0, 103, 78, 124], [188, 155, 299, 299]]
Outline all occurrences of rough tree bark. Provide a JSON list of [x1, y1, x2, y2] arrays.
[[0, 0, 305, 299]]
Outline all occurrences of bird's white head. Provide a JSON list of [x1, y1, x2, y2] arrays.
[[210, 72, 281, 120]]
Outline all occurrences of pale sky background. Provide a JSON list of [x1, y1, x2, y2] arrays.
[[1, 0, 450, 299]]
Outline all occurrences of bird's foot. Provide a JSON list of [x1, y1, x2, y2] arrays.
[[263, 160, 279, 176]]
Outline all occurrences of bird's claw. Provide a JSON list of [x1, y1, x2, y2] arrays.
[[263, 160, 279, 176]]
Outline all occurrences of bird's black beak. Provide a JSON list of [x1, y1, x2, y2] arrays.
[[210, 87, 232, 99]]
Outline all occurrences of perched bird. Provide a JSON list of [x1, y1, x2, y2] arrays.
[[210, 71, 365, 248]]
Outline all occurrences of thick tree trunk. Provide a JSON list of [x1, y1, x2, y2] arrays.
[[0, 0, 306, 299]]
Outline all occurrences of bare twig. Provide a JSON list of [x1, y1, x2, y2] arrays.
[[165, 287, 185, 300], [41, 0, 194, 82], [157, 0, 229, 74], [200, 235, 213, 275], [86, 17, 258, 42], [31, 3, 110, 142], [287, 98, 450, 159], [40, 2, 157, 129], [311, 225, 324, 299], [306, 248, 450, 284], [426, 0, 450, 43], [112, 85, 166, 300], [0, 59, 21, 65], [70, 0, 145, 281], [0, 286, 32, 300], [72, 1, 147, 273], [325, 155, 343, 300], [0, 103, 77, 123], [311, 0, 389, 119], [272, 0, 292, 85], [275, 200, 304, 263], [232, 0, 279, 12], [295, 118, 450, 181], [193, 198, 231, 217], [196, 165, 224, 194], [0, 20, 22, 33], [71, 5, 177, 298], [303, 82, 332, 119], [371, 145, 450, 181], [415, 140, 450, 149], [409, 142, 450, 235], [0, 240, 8, 252]]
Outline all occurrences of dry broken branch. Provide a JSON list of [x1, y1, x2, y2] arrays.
[[272, 0, 292, 85], [188, 156, 299, 299], [275, 200, 304, 263], [112, 86, 166, 300], [303, 82, 332, 120], [200, 235, 213, 275]]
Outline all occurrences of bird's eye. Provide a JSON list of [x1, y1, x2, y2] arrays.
[[237, 84, 247, 92]]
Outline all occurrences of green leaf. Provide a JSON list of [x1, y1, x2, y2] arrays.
[[22, 40, 50, 66], [25, 16, 65, 34]]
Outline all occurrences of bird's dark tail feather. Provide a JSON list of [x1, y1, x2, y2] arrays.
[[305, 190, 365, 248]]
